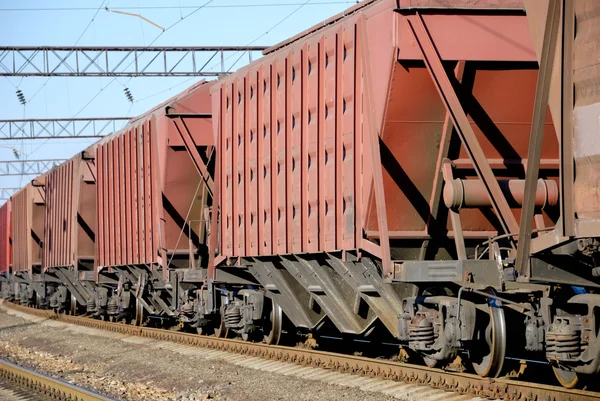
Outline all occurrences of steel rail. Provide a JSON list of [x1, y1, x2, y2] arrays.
[[3, 302, 598, 401], [0, 358, 114, 400]]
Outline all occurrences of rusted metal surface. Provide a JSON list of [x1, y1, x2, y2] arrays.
[[559, 0, 575, 237], [213, 8, 383, 260], [570, 1, 600, 228], [11, 181, 45, 276], [443, 179, 559, 210], [516, 0, 561, 278], [213, 0, 557, 267], [397, 0, 525, 10], [96, 81, 214, 272], [43, 151, 96, 271], [0, 202, 10, 273], [407, 12, 520, 239]]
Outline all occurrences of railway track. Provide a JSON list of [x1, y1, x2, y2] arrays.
[[0, 357, 114, 401], [3, 301, 599, 401]]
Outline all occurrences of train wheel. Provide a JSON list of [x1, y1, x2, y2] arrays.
[[35, 293, 41, 309], [471, 300, 506, 377], [134, 298, 144, 326], [553, 367, 581, 389], [263, 302, 283, 345], [69, 294, 78, 316]]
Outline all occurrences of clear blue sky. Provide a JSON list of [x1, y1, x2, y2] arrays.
[[0, 0, 356, 194]]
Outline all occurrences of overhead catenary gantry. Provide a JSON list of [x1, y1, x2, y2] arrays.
[[0, 46, 267, 77], [0, 188, 20, 200], [0, 159, 66, 176], [0, 117, 131, 140]]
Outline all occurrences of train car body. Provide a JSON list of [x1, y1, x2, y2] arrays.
[[1, 0, 599, 389], [42, 148, 98, 312], [92, 80, 215, 321], [208, 0, 556, 340], [10, 178, 46, 306], [0, 201, 12, 298], [205, 0, 599, 384]]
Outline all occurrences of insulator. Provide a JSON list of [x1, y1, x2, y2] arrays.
[[16, 89, 26, 105], [123, 87, 134, 103], [12, 149, 20, 159]]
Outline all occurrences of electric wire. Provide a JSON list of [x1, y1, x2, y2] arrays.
[[209, 0, 313, 73], [27, 0, 108, 104], [27, 0, 215, 158], [133, 0, 327, 104], [0, 2, 350, 12]]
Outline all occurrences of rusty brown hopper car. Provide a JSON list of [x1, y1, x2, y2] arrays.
[[213, 0, 557, 266], [11, 178, 46, 305], [203, 0, 598, 385], [2, 0, 600, 390], [44, 150, 97, 272], [0, 201, 11, 299], [42, 147, 98, 310], [209, 0, 554, 336], [92, 80, 215, 319], [0, 201, 10, 274]]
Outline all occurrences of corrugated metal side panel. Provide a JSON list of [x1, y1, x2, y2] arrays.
[[43, 158, 77, 269], [96, 119, 161, 267], [216, 22, 361, 258], [0, 201, 10, 273], [573, 0, 600, 220], [11, 187, 30, 273]]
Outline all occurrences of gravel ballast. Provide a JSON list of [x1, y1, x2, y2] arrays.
[[0, 306, 394, 401]]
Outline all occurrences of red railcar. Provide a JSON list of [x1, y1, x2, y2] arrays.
[[44, 150, 97, 272], [0, 201, 10, 299], [0, 201, 10, 274], [208, 0, 558, 339], [2, 0, 600, 388], [95, 81, 214, 281], [211, 0, 556, 269], [42, 148, 98, 310], [11, 179, 46, 278]]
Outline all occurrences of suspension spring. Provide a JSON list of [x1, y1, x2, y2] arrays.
[[86, 297, 96, 312], [107, 297, 118, 315], [547, 333, 581, 358], [224, 304, 242, 329]]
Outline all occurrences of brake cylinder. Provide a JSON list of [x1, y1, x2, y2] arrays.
[[443, 178, 558, 211]]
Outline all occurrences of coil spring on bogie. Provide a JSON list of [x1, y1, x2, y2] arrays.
[[546, 333, 582, 358], [409, 323, 435, 348], [107, 297, 118, 315], [49, 293, 59, 309], [224, 305, 242, 329], [86, 297, 96, 312], [181, 301, 195, 317]]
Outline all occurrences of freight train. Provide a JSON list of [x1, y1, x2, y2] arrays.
[[1, 0, 598, 389]]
